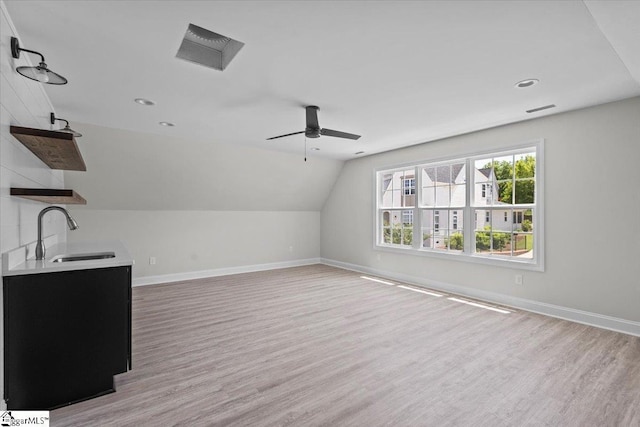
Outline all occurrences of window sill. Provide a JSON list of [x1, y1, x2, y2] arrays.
[[374, 243, 544, 272]]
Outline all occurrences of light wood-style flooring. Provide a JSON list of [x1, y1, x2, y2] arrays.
[[51, 264, 640, 426]]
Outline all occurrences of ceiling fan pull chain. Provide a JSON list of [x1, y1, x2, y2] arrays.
[[304, 136, 307, 162]]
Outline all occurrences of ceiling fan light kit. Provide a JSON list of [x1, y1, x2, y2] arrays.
[[11, 37, 68, 85]]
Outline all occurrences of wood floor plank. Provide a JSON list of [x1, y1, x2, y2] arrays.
[[49, 265, 640, 426]]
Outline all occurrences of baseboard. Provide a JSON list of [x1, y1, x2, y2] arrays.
[[132, 258, 322, 287], [321, 258, 640, 337]]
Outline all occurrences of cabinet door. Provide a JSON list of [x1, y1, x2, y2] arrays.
[[4, 266, 130, 409]]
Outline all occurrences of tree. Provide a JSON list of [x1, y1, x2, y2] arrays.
[[485, 155, 535, 204]]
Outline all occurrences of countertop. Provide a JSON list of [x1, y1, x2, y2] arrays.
[[2, 240, 133, 277]]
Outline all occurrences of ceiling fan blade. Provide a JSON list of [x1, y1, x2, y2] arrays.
[[266, 131, 305, 140], [320, 128, 361, 140], [306, 106, 319, 129]]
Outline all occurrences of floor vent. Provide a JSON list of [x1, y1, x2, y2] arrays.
[[176, 24, 244, 71]]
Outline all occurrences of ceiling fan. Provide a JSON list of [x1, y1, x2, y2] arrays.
[[267, 106, 361, 141]]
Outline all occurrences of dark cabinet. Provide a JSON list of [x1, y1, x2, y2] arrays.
[[3, 266, 131, 409]]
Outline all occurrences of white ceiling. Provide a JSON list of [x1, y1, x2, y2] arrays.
[[4, 0, 640, 160]]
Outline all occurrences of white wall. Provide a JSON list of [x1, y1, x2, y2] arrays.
[[68, 209, 320, 281], [64, 122, 343, 280], [321, 97, 640, 331], [0, 0, 68, 410]]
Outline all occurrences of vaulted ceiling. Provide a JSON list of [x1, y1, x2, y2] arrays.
[[5, 1, 640, 160]]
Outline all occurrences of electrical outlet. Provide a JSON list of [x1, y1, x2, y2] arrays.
[[289, 246, 293, 252], [149, 256, 156, 265], [515, 274, 523, 285]]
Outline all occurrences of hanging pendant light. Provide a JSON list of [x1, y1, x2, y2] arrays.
[[11, 37, 67, 85], [50, 113, 82, 137]]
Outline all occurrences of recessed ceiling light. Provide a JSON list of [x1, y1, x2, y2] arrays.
[[159, 121, 175, 127], [310, 147, 320, 151], [515, 79, 539, 88], [134, 98, 155, 106], [355, 151, 365, 155]]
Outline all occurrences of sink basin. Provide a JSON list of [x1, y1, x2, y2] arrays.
[[50, 251, 116, 263]]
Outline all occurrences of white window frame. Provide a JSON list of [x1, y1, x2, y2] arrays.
[[374, 140, 544, 271]]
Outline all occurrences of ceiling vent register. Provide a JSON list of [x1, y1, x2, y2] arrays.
[[176, 24, 244, 71]]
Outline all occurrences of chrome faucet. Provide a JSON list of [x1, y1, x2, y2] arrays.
[[35, 206, 79, 260]]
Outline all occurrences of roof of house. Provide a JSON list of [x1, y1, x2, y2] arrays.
[[478, 167, 493, 179], [424, 164, 465, 184]]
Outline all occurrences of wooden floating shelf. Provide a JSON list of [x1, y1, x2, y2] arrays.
[[9, 125, 87, 171], [10, 188, 87, 205]]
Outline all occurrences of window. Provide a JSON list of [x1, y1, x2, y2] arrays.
[[402, 210, 413, 225], [380, 169, 415, 247], [513, 211, 523, 224], [403, 178, 415, 195], [376, 141, 543, 270]]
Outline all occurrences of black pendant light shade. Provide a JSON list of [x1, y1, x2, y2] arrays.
[[11, 37, 67, 85], [50, 113, 82, 138]]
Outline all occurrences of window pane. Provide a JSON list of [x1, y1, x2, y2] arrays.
[[422, 167, 436, 187], [474, 158, 493, 206], [452, 163, 465, 184], [402, 226, 413, 246], [381, 173, 394, 207], [421, 166, 435, 207], [433, 210, 449, 251], [475, 231, 491, 253], [474, 209, 490, 229], [381, 210, 413, 247], [421, 186, 435, 207], [382, 211, 391, 244], [472, 209, 535, 258], [514, 210, 534, 258], [490, 230, 511, 256], [450, 210, 462, 231], [421, 210, 434, 249], [450, 184, 465, 206], [447, 210, 464, 252], [493, 155, 514, 180], [515, 153, 536, 179], [383, 227, 391, 244], [497, 181, 513, 205], [400, 170, 415, 207], [513, 232, 533, 258], [435, 182, 450, 207], [402, 209, 414, 225], [515, 179, 535, 204], [390, 210, 402, 227], [381, 170, 415, 208], [431, 165, 446, 207]]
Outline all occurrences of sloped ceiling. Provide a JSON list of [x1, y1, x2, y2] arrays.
[[64, 122, 344, 211], [4, 0, 640, 162]]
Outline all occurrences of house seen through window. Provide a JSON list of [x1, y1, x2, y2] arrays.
[[376, 142, 542, 269]]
